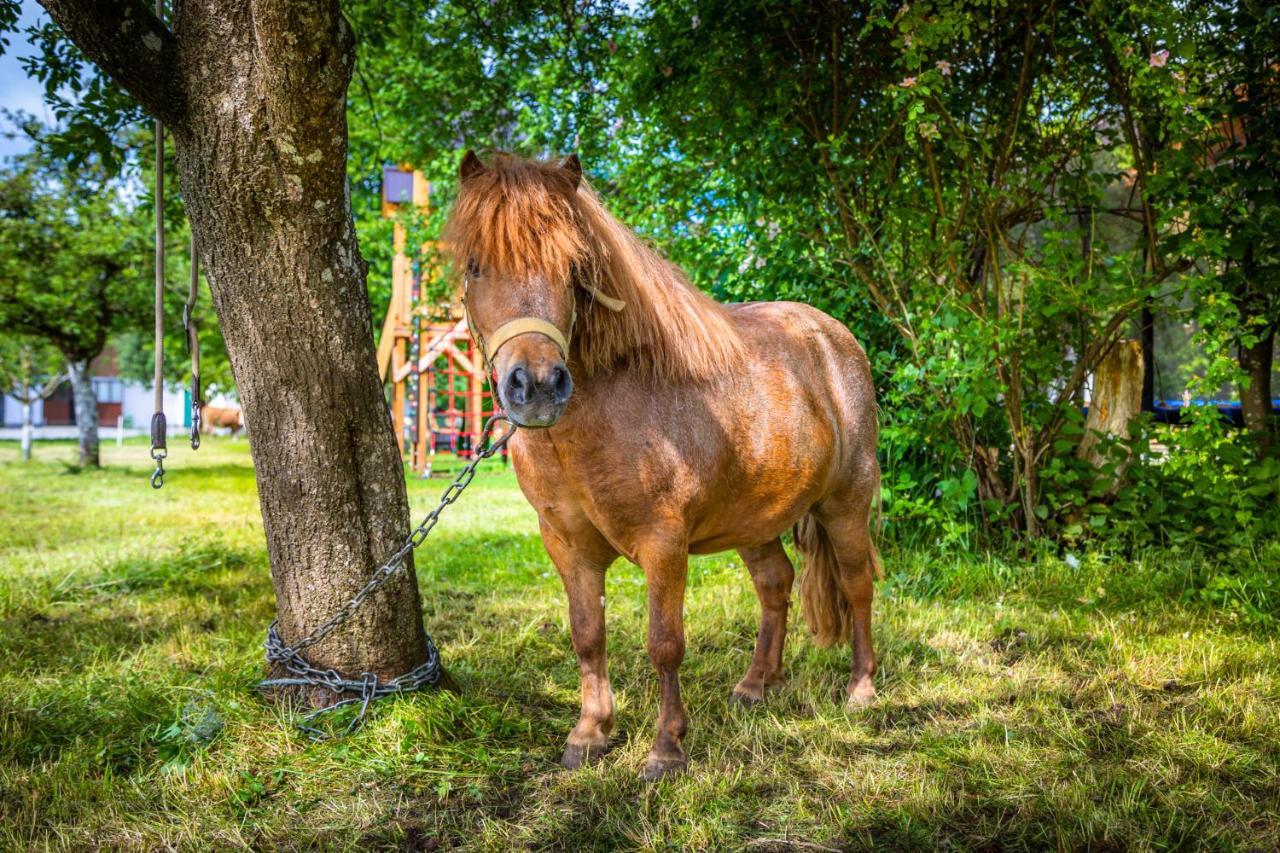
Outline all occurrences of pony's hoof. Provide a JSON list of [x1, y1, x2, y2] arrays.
[[561, 741, 607, 770], [729, 688, 763, 708], [640, 756, 687, 782], [844, 681, 877, 710]]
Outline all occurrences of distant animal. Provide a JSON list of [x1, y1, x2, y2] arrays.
[[444, 151, 882, 781], [200, 404, 245, 436]]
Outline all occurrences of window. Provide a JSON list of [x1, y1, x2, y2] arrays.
[[93, 378, 123, 404]]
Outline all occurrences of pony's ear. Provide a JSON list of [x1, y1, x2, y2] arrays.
[[561, 153, 582, 188], [459, 150, 486, 182]]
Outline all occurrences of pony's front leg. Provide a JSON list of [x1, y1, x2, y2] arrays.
[[540, 519, 618, 769], [638, 541, 689, 781]]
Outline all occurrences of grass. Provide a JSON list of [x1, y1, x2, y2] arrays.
[[1, 437, 1278, 850]]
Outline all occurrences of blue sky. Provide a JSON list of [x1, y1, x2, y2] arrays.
[[0, 0, 54, 159]]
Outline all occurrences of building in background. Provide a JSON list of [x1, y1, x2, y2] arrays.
[[1, 347, 193, 439]]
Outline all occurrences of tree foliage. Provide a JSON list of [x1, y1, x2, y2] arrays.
[[0, 333, 64, 399], [0, 135, 147, 363]]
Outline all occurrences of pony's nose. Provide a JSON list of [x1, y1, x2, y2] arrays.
[[503, 365, 532, 407], [550, 364, 573, 405], [500, 360, 572, 427]]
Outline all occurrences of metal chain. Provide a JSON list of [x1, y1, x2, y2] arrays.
[[260, 414, 516, 739]]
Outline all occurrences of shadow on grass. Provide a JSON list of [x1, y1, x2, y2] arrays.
[[0, 540, 271, 772], [0, 676, 178, 777], [3, 541, 267, 667]]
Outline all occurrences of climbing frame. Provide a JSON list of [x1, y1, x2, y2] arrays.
[[376, 166, 503, 475]]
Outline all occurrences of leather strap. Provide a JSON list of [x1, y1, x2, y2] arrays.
[[581, 282, 626, 312], [483, 317, 570, 365]]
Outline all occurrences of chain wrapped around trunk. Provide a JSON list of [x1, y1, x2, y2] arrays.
[[260, 414, 516, 739]]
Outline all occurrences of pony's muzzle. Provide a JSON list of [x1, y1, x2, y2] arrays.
[[500, 360, 573, 427]]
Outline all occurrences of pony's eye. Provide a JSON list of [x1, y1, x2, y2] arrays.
[[467, 258, 481, 278]]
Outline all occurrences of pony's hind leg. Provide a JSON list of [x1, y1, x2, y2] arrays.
[[539, 518, 618, 769], [812, 498, 879, 709], [731, 538, 795, 705]]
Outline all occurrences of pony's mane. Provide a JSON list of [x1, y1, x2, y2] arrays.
[[443, 153, 744, 382]]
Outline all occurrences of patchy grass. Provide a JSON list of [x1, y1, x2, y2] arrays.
[[1, 438, 1278, 850]]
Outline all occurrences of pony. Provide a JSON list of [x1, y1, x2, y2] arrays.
[[200, 404, 245, 437], [443, 151, 881, 780]]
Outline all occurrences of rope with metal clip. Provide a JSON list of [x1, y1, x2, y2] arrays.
[[150, 0, 201, 486], [149, 40, 167, 489]]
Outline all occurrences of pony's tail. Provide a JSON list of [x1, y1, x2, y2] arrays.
[[795, 502, 884, 648], [795, 515, 851, 648]]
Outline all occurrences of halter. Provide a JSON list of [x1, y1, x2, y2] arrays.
[[463, 276, 625, 372]]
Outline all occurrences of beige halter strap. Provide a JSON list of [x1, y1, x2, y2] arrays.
[[482, 317, 570, 365]]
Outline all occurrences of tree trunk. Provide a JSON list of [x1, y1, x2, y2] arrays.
[[1077, 339, 1144, 502], [21, 399, 33, 462], [1239, 326, 1275, 449], [1139, 303, 1156, 411], [66, 358, 99, 468], [39, 0, 430, 701], [1019, 445, 1039, 540], [1078, 339, 1144, 468]]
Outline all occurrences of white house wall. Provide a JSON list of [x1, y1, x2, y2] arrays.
[[119, 382, 189, 431], [2, 381, 190, 436]]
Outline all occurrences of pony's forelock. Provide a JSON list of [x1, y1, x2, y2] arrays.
[[442, 155, 586, 285], [443, 153, 744, 383]]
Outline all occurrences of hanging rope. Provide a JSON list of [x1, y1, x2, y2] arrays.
[[149, 69, 167, 489], [150, 0, 203, 483]]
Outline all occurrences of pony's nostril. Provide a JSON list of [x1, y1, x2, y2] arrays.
[[551, 365, 573, 404], [505, 366, 531, 406]]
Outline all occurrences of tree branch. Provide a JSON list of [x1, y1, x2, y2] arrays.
[[37, 0, 186, 127]]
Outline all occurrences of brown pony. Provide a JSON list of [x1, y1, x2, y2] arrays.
[[444, 151, 881, 780], [200, 404, 245, 436]]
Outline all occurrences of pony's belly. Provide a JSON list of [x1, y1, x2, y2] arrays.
[[687, 523, 792, 555], [514, 429, 822, 559], [684, 474, 825, 554]]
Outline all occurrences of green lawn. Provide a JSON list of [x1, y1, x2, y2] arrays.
[[1, 438, 1278, 850]]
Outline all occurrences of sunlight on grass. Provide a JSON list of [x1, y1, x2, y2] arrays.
[[1, 438, 1277, 849]]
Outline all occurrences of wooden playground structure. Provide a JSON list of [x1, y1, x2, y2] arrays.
[[375, 166, 503, 475]]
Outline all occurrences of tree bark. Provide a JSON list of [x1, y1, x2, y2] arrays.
[[38, 0, 184, 126], [1077, 339, 1144, 504], [1239, 327, 1275, 449], [39, 0, 430, 700], [66, 358, 99, 468]]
